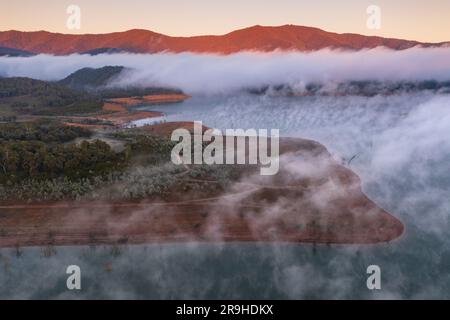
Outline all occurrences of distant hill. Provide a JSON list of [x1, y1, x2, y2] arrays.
[[0, 77, 102, 115], [82, 48, 128, 55], [0, 25, 447, 55], [57, 66, 184, 97], [0, 46, 35, 57], [58, 66, 125, 90]]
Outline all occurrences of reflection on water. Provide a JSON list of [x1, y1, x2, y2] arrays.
[[1, 93, 450, 299]]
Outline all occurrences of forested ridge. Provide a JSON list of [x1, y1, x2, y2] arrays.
[[0, 121, 91, 142], [0, 77, 102, 115], [0, 122, 125, 183]]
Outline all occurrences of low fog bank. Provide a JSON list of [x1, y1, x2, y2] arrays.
[[1, 47, 450, 94]]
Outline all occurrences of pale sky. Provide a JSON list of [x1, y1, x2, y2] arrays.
[[1, 0, 450, 42]]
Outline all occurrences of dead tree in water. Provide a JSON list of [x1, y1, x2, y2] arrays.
[[15, 244, 23, 258], [347, 153, 361, 166]]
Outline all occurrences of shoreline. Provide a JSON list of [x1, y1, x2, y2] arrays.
[[61, 93, 190, 128], [0, 130, 404, 249], [0, 201, 404, 249]]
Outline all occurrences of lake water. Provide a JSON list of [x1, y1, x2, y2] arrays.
[[1, 93, 449, 299]]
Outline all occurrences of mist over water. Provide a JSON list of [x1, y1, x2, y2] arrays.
[[1, 50, 450, 299], [1, 92, 449, 299]]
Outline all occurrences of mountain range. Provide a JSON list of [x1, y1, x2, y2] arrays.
[[0, 25, 448, 56]]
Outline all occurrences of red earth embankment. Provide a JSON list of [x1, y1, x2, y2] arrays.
[[0, 133, 403, 248]]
